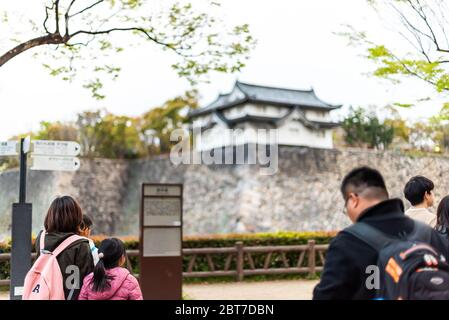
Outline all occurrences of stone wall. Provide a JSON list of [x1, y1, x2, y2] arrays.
[[1, 147, 449, 239], [0, 159, 128, 239]]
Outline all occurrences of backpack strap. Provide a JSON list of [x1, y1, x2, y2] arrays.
[[343, 222, 394, 252], [344, 220, 433, 253], [407, 221, 432, 243], [39, 230, 46, 252], [52, 235, 87, 257]]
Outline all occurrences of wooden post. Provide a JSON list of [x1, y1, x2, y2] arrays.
[[308, 240, 316, 277], [236, 242, 244, 282]]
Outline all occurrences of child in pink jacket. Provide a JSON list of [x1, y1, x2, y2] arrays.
[[79, 238, 143, 300]]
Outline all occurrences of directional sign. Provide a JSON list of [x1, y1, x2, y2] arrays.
[[0, 141, 18, 156], [30, 156, 80, 172], [31, 140, 81, 156]]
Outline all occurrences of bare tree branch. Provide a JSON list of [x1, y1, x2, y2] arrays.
[[43, 2, 56, 34], [65, 0, 77, 36], [69, 0, 104, 19], [55, 0, 60, 33], [70, 27, 201, 58], [392, 1, 435, 46], [408, 0, 449, 53]]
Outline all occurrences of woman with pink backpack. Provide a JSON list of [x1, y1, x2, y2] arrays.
[[79, 238, 143, 300], [23, 196, 95, 300]]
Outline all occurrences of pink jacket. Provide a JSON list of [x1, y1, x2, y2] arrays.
[[79, 267, 143, 300]]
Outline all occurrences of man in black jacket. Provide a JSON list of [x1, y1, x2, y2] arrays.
[[313, 166, 449, 300]]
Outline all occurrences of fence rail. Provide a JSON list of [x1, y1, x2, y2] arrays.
[[0, 240, 328, 286]]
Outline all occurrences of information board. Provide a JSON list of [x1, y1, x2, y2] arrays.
[[139, 183, 183, 300]]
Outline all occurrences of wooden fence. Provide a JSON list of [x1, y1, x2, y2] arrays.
[[0, 240, 328, 286]]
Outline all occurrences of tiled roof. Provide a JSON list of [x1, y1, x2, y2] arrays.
[[189, 81, 342, 117]]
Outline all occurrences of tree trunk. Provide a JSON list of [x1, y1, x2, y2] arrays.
[[0, 33, 68, 68]]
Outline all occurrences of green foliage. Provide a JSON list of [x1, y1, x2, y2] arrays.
[[34, 121, 78, 141], [439, 103, 449, 120], [140, 90, 198, 155], [0, 1, 256, 99], [368, 50, 446, 87], [1, 91, 198, 167], [85, 114, 144, 159], [75, 91, 197, 158], [341, 107, 394, 149], [83, 79, 106, 100], [341, 1, 449, 115], [0, 231, 335, 282], [384, 118, 410, 143], [392, 102, 414, 108]]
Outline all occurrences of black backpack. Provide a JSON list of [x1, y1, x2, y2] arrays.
[[345, 221, 449, 300]]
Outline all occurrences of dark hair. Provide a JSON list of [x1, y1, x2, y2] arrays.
[[92, 238, 126, 292], [404, 176, 434, 206], [341, 166, 388, 200], [44, 196, 83, 233], [436, 195, 449, 231], [80, 214, 93, 231]]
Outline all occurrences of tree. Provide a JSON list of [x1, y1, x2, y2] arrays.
[[342, 107, 395, 149], [342, 0, 449, 115], [0, 1, 255, 98], [140, 90, 197, 155], [93, 114, 144, 158], [76, 110, 145, 159], [417, 116, 449, 152], [76, 110, 104, 157], [0, 90, 200, 164], [34, 121, 78, 141]]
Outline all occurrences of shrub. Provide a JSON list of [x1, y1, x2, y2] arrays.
[[0, 231, 336, 282]]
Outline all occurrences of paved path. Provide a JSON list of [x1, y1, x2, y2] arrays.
[[183, 280, 318, 300], [0, 279, 318, 300]]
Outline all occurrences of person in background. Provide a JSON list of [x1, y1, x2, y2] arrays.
[[403, 176, 436, 227], [79, 214, 99, 265], [79, 238, 143, 300], [435, 195, 449, 238]]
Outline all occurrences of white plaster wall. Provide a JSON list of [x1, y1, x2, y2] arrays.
[[192, 104, 335, 151], [193, 121, 334, 150], [222, 104, 290, 119], [305, 109, 331, 121]]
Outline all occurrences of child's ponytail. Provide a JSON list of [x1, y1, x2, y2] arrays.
[[91, 238, 125, 292], [92, 255, 111, 292]]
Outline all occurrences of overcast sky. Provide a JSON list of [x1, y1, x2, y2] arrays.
[[0, 0, 446, 141]]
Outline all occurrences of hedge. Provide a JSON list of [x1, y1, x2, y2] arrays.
[[0, 231, 336, 281]]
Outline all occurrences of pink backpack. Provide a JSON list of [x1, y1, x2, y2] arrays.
[[22, 231, 85, 300]]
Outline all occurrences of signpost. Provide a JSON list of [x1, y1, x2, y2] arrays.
[[31, 140, 81, 156], [140, 183, 183, 300], [0, 137, 81, 299], [0, 141, 18, 156], [30, 156, 81, 171], [10, 137, 32, 300]]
